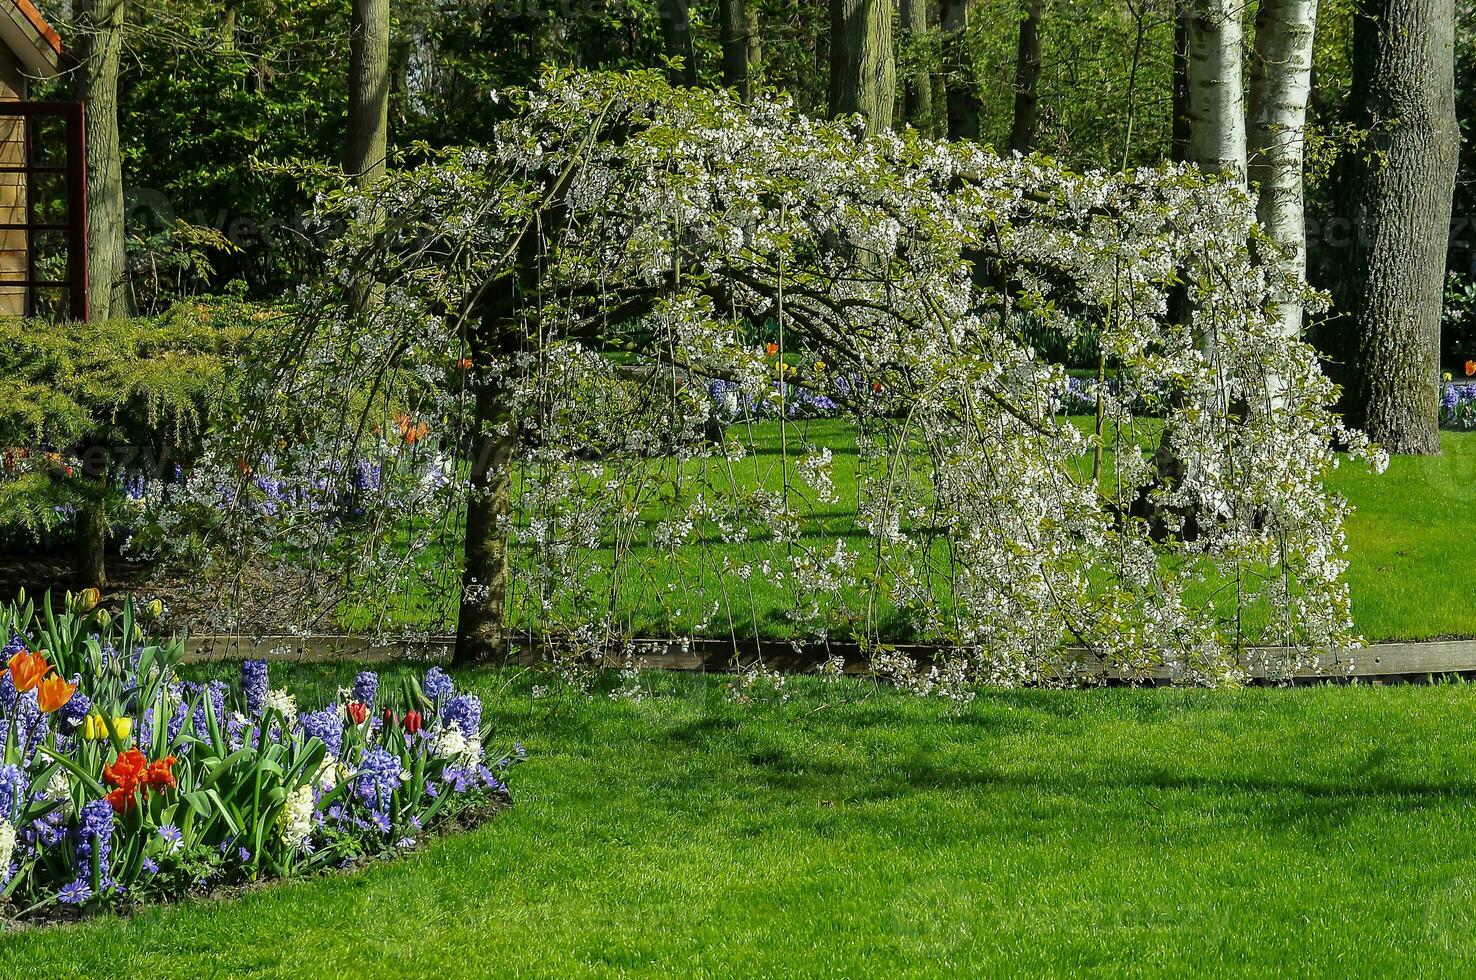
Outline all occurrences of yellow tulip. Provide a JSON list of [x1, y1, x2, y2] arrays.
[[82, 713, 132, 741]]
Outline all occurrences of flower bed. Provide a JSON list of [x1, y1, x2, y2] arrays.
[[0, 592, 518, 921]]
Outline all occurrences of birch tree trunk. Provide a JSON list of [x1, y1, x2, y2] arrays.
[[828, 0, 896, 132], [74, 0, 127, 323], [720, 0, 752, 100], [345, 0, 390, 183], [1186, 0, 1246, 187], [1009, 0, 1043, 154], [1336, 0, 1459, 455], [1248, 0, 1318, 340]]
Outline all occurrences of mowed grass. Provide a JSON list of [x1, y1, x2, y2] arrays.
[[10, 664, 1476, 976], [1335, 431, 1476, 641], [350, 422, 1476, 644]]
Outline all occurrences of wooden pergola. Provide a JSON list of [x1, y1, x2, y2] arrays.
[[0, 0, 86, 321]]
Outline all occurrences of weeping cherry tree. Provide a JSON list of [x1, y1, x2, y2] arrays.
[[194, 70, 1380, 687]]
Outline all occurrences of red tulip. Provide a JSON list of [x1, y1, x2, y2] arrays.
[[403, 710, 423, 734], [346, 701, 369, 725], [382, 708, 397, 727]]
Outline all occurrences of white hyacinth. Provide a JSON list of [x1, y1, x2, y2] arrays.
[[263, 688, 298, 721], [0, 821, 14, 878], [277, 784, 315, 849]]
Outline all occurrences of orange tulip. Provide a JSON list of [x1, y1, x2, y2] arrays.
[[103, 747, 148, 794], [35, 673, 77, 713], [396, 414, 431, 445], [7, 650, 50, 693], [1465, 360, 1475, 377], [145, 756, 178, 790], [765, 343, 780, 357]]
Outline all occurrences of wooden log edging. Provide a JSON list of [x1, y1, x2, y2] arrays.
[[180, 634, 1476, 684]]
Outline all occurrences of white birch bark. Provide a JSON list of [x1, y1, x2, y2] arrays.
[[1186, 0, 1247, 188], [1249, 0, 1319, 339]]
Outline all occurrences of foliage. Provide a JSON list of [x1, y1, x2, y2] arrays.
[[0, 591, 516, 919], [0, 301, 268, 543], [184, 69, 1383, 684]]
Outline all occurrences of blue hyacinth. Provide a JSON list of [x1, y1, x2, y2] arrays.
[[440, 693, 482, 737], [0, 764, 26, 822], [355, 747, 402, 812], [423, 666, 454, 702], [352, 671, 379, 709], [299, 708, 343, 758], [242, 659, 270, 716]]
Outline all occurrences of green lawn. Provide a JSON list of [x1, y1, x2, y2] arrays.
[[349, 422, 1476, 644], [1336, 431, 1476, 641], [10, 664, 1476, 976]]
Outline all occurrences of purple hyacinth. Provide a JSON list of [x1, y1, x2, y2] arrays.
[[352, 671, 379, 709], [75, 799, 114, 889], [423, 666, 453, 702], [6, 690, 47, 755], [299, 708, 343, 758], [58, 682, 90, 733], [354, 747, 401, 812], [242, 659, 270, 716], [440, 693, 482, 737], [0, 764, 26, 821]]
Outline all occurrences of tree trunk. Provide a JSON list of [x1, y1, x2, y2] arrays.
[[345, 0, 391, 183], [74, 0, 127, 323], [1172, 1, 1191, 162], [1009, 1, 1043, 154], [1249, 0, 1318, 340], [900, 0, 934, 132], [941, 0, 978, 139], [720, 0, 752, 99], [657, 0, 700, 86], [455, 356, 516, 665], [746, 5, 762, 84], [76, 484, 107, 590], [1186, 0, 1247, 186], [829, 0, 897, 132], [1335, 0, 1459, 454]]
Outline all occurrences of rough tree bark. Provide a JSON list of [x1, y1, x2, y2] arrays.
[[1172, 1, 1191, 162], [941, 0, 979, 140], [1009, 0, 1043, 154], [829, 0, 896, 132], [345, 0, 391, 183], [657, 0, 700, 87], [720, 0, 752, 100], [73, 0, 128, 588], [1186, 0, 1247, 187], [1336, 0, 1459, 454], [1248, 0, 1318, 340], [900, 0, 934, 133], [74, 0, 127, 323], [455, 322, 518, 665]]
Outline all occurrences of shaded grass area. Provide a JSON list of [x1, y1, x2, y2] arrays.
[[10, 664, 1476, 976], [348, 421, 1476, 644]]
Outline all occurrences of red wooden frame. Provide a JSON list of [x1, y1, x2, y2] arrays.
[[0, 100, 87, 321]]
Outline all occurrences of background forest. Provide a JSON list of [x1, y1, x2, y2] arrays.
[[42, 1, 1476, 357]]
